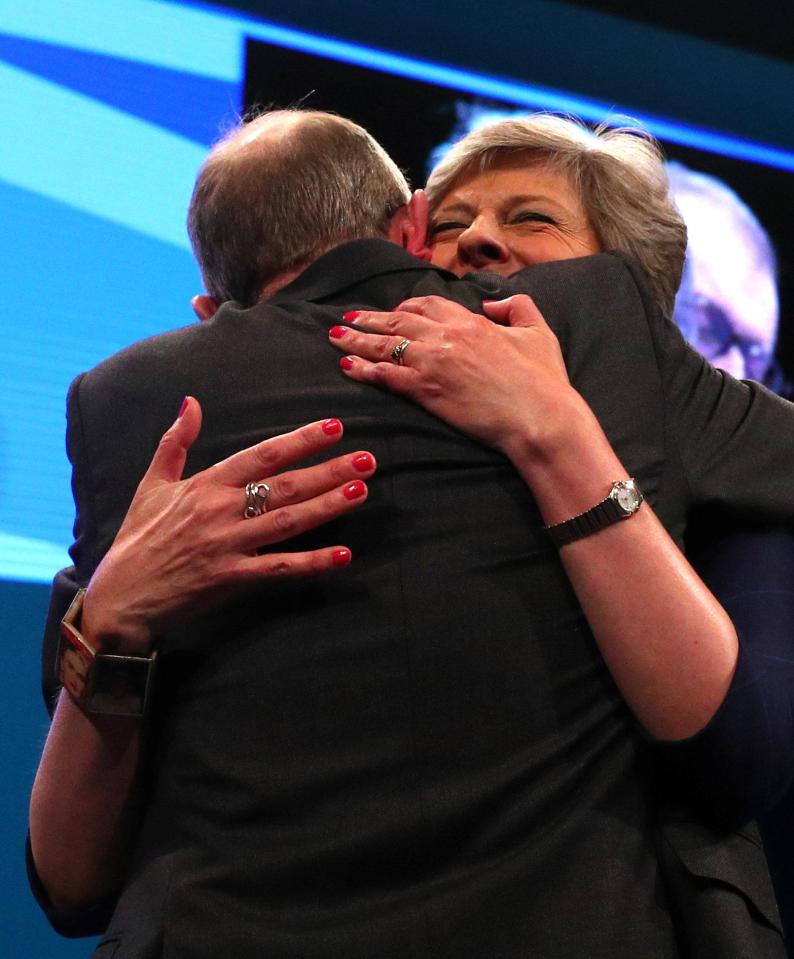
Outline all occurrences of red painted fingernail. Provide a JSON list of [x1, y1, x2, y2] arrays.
[[343, 310, 361, 322], [178, 397, 188, 418], [329, 325, 348, 339], [332, 547, 352, 567], [340, 356, 354, 372], [321, 418, 342, 436], [352, 452, 374, 472], [343, 480, 366, 500]]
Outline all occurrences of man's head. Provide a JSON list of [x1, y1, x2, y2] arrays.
[[188, 110, 414, 307], [667, 162, 779, 382]]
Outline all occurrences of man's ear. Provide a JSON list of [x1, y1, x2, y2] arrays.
[[388, 190, 432, 262], [191, 294, 221, 322]]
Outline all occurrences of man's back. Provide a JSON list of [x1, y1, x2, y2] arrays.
[[40, 242, 788, 957]]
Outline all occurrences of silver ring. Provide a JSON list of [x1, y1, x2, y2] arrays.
[[244, 481, 271, 519], [391, 338, 411, 365]]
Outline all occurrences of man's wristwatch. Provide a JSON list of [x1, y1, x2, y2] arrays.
[[544, 479, 644, 548], [58, 589, 157, 717]]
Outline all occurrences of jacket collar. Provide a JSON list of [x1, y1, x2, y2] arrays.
[[268, 239, 440, 306]]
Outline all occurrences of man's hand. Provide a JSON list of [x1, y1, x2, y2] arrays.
[[82, 398, 376, 654]]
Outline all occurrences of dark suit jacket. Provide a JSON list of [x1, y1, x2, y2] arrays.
[[683, 525, 794, 952], [34, 242, 794, 957]]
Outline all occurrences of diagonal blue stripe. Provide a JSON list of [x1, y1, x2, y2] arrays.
[[0, 33, 239, 146], [0, 175, 201, 579]]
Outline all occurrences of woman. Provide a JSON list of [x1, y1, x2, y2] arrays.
[[431, 116, 794, 813], [329, 114, 794, 951], [332, 116, 732, 736]]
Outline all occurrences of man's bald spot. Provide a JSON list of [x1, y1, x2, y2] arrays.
[[187, 109, 413, 306], [217, 110, 308, 163]]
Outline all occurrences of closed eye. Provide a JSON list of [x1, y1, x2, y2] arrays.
[[429, 220, 468, 238], [510, 211, 556, 226]]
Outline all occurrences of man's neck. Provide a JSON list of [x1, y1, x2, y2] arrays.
[[258, 260, 314, 301]]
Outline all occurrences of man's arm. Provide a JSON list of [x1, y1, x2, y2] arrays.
[[654, 525, 794, 827]]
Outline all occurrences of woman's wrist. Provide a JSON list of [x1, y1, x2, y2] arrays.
[[81, 586, 155, 657], [502, 392, 629, 526]]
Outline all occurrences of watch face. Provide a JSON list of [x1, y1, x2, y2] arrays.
[[613, 481, 642, 514]]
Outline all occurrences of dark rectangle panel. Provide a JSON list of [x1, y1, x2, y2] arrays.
[[243, 37, 794, 378], [243, 38, 463, 190]]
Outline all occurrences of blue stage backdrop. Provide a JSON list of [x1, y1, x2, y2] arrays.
[[3, 1, 792, 954]]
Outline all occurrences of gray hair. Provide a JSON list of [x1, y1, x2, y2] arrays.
[[188, 110, 411, 305], [426, 114, 686, 316]]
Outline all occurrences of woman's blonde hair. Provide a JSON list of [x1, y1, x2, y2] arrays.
[[426, 114, 686, 316]]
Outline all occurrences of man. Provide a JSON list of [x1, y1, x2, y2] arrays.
[[30, 110, 794, 957], [668, 162, 782, 386]]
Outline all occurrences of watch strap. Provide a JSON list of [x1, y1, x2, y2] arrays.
[[545, 480, 643, 549], [58, 590, 157, 717]]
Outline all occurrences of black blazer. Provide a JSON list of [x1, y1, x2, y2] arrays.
[[36, 243, 794, 957]]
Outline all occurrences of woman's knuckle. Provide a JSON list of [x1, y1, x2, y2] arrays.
[[267, 558, 293, 578], [204, 560, 230, 587], [156, 431, 180, 455], [429, 343, 448, 365], [271, 508, 297, 535], [208, 524, 233, 555], [328, 459, 346, 483], [375, 338, 393, 360], [252, 445, 278, 474], [274, 474, 297, 502], [298, 426, 318, 452], [370, 363, 390, 385], [225, 562, 247, 586]]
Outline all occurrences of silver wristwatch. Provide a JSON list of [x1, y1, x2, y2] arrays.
[[545, 479, 644, 548]]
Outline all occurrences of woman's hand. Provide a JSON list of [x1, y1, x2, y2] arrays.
[[330, 296, 740, 741], [82, 398, 376, 655], [329, 295, 585, 460]]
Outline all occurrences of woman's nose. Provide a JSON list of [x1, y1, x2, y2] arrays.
[[457, 219, 511, 269]]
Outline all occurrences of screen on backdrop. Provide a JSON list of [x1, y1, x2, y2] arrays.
[[6, 5, 794, 952], [2, 0, 792, 586]]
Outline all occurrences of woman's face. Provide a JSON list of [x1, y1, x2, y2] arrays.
[[428, 159, 601, 276]]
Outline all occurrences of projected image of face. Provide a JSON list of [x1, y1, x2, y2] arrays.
[[428, 159, 600, 276], [669, 163, 779, 382]]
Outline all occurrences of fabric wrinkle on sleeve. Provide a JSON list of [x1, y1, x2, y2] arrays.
[[618, 254, 794, 522]]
